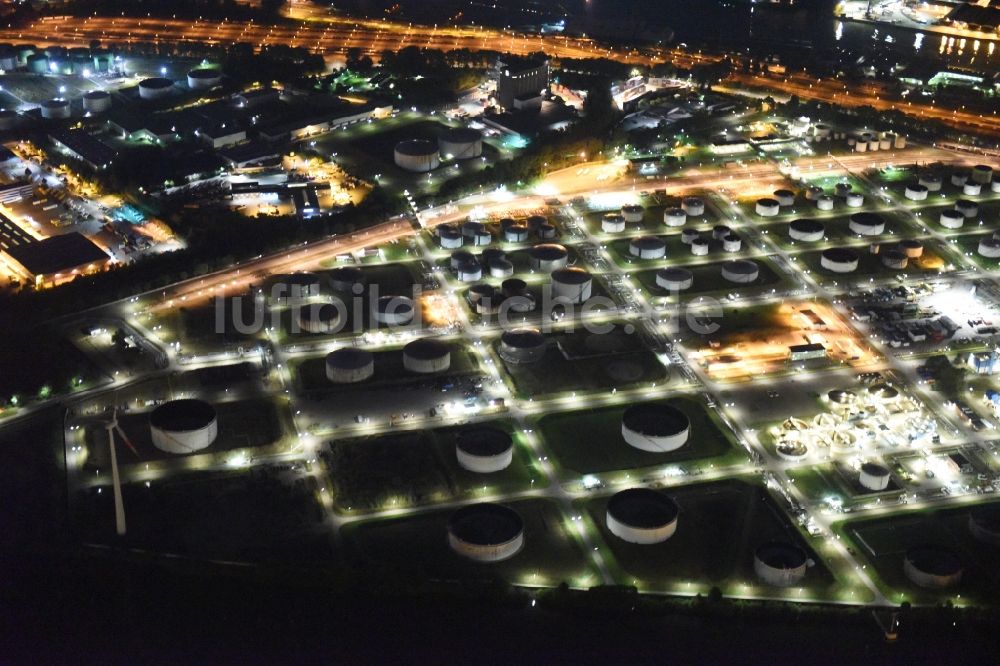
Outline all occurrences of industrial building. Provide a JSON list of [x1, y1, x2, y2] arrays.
[[49, 129, 118, 170], [1, 229, 109, 287], [495, 58, 549, 111]]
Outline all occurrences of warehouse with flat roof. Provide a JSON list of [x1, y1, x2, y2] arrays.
[[1, 230, 109, 286]]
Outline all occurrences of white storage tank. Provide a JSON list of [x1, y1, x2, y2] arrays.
[[489, 258, 514, 278], [629, 235, 667, 259], [721, 259, 759, 283], [528, 243, 569, 271], [849, 212, 885, 236], [297, 303, 342, 334], [606, 488, 679, 545], [373, 295, 414, 326], [939, 209, 964, 230], [501, 224, 528, 243], [904, 183, 928, 201], [655, 267, 694, 291], [499, 328, 547, 364], [789, 219, 824, 242], [690, 236, 710, 256], [394, 139, 439, 172], [881, 249, 908, 270], [773, 189, 796, 207], [893, 134, 906, 149], [899, 239, 924, 258], [805, 186, 823, 201], [962, 182, 982, 196], [621, 402, 689, 452], [403, 338, 451, 373], [755, 198, 780, 217], [815, 194, 834, 211], [993, 180, 1000, 194], [456, 259, 482, 282], [955, 199, 979, 218], [663, 208, 687, 227], [722, 234, 742, 253], [971, 164, 993, 185], [82, 90, 112, 114], [713, 225, 731, 241], [601, 213, 626, 233], [448, 503, 524, 562], [550, 267, 593, 303], [859, 462, 891, 491], [951, 172, 968, 187], [138, 77, 175, 100], [978, 237, 1000, 258], [40, 99, 70, 119], [903, 546, 962, 589], [681, 196, 705, 216], [449, 250, 476, 271], [149, 399, 218, 454], [918, 174, 942, 191], [325, 348, 375, 383], [680, 228, 700, 245], [820, 248, 859, 273], [437, 225, 464, 249], [845, 192, 864, 208], [455, 427, 514, 473], [187, 67, 222, 90], [438, 127, 483, 160], [754, 542, 809, 587], [621, 204, 644, 223]]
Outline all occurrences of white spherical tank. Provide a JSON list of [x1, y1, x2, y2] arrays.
[[628, 235, 667, 259], [655, 267, 694, 291], [455, 427, 514, 473], [821, 248, 859, 273], [550, 267, 593, 303], [621, 403, 690, 453], [138, 77, 175, 100], [82, 90, 111, 114], [721, 259, 759, 284], [187, 67, 222, 90], [754, 542, 809, 587], [606, 488, 679, 545], [859, 462, 891, 491], [325, 348, 375, 383], [663, 208, 687, 227], [149, 399, 218, 454], [403, 338, 451, 373], [394, 139, 440, 172], [438, 127, 483, 160], [447, 503, 524, 562], [40, 99, 70, 119]]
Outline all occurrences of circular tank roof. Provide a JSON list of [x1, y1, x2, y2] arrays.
[[395, 139, 437, 156], [188, 67, 221, 78], [326, 347, 373, 369], [850, 212, 884, 227], [41, 98, 68, 108], [298, 303, 340, 323], [722, 259, 759, 275], [755, 542, 807, 569], [404, 337, 450, 360], [501, 328, 545, 348], [139, 77, 173, 89], [861, 462, 890, 477], [448, 503, 524, 545], [529, 243, 568, 260], [607, 488, 679, 529], [822, 247, 859, 263], [150, 399, 217, 432], [905, 546, 962, 576], [551, 267, 591, 283], [790, 218, 824, 233], [657, 267, 694, 282], [622, 403, 690, 437], [828, 389, 856, 403], [456, 427, 514, 457], [83, 90, 110, 100]]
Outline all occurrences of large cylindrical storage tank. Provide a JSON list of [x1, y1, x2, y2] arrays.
[[403, 338, 451, 373], [754, 542, 808, 587], [499, 328, 546, 364], [297, 303, 342, 334], [621, 403, 689, 452], [712, 224, 730, 240], [821, 248, 859, 273], [606, 488, 679, 545], [328, 266, 366, 293], [773, 189, 795, 207], [845, 192, 864, 208], [978, 237, 1000, 259], [438, 127, 482, 160], [489, 258, 514, 278], [918, 174, 942, 191], [904, 183, 928, 201], [815, 195, 834, 211], [149, 399, 218, 454], [971, 164, 993, 185], [894, 134, 906, 149], [394, 139, 439, 172], [450, 250, 475, 270], [854, 140, 867, 153], [40, 99, 70, 119], [789, 219, 824, 242], [447, 503, 524, 562], [504, 224, 529, 243], [680, 229, 699, 245], [849, 212, 885, 236], [325, 348, 375, 383], [550, 267, 592, 303], [968, 505, 1000, 546], [27, 53, 49, 74], [903, 546, 962, 589], [528, 243, 568, 271], [951, 172, 968, 187], [992, 180, 1000, 193], [187, 67, 222, 89], [601, 213, 626, 233], [962, 182, 982, 196], [881, 249, 908, 270], [656, 267, 693, 291], [82, 90, 111, 114], [681, 196, 704, 216], [756, 198, 780, 217], [899, 239, 923, 258], [721, 259, 759, 284], [373, 295, 414, 326], [805, 186, 823, 201], [455, 427, 514, 473], [621, 204, 644, 223], [955, 199, 978, 218], [537, 223, 557, 240], [690, 237, 710, 256], [628, 235, 666, 259], [456, 260, 482, 282], [663, 208, 687, 227], [0, 109, 19, 130], [834, 182, 852, 198], [437, 224, 464, 249], [939, 209, 964, 229], [859, 462, 891, 491], [722, 234, 742, 253], [501, 278, 527, 299], [138, 77, 175, 100]]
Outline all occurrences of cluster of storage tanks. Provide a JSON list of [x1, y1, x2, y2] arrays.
[[436, 215, 555, 251], [847, 130, 906, 152], [0, 44, 116, 75], [910, 166, 999, 203], [394, 127, 483, 172]]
